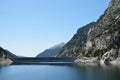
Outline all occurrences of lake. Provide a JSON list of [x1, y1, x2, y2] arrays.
[[0, 63, 120, 80]]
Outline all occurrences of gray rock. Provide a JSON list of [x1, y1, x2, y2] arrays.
[[56, 0, 120, 63]]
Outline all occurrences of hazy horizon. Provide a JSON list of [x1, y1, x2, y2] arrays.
[[0, 0, 110, 57]]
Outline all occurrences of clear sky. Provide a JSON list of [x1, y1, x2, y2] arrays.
[[0, 0, 111, 57]]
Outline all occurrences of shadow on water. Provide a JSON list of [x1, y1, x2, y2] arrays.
[[73, 63, 120, 80], [0, 63, 120, 80]]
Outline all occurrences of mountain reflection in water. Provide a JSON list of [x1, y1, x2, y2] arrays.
[[0, 64, 120, 80]]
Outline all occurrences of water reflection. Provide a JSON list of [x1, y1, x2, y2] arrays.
[[0, 64, 120, 80], [74, 64, 120, 80]]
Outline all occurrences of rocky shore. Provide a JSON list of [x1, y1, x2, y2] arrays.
[[0, 58, 13, 66], [75, 57, 120, 66]]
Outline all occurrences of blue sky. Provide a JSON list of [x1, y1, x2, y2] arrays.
[[0, 0, 111, 57]]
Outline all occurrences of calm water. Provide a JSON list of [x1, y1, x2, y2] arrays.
[[0, 64, 120, 80]]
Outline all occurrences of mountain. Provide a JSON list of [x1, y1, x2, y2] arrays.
[[0, 47, 17, 59], [56, 0, 120, 63], [56, 22, 96, 57], [0, 47, 17, 65], [36, 43, 65, 57], [4, 49, 18, 59]]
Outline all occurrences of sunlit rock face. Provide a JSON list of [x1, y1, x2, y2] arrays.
[[0, 58, 13, 66], [0, 47, 15, 66], [57, 0, 120, 63]]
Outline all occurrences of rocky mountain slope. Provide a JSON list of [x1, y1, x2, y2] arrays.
[[37, 43, 65, 57], [0, 47, 17, 65], [0, 47, 17, 59], [57, 0, 120, 63]]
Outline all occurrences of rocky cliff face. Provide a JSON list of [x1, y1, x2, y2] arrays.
[[57, 22, 95, 57], [57, 0, 120, 62], [0, 47, 17, 59], [0, 47, 15, 65]]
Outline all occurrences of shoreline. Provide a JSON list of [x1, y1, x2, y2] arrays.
[[0, 58, 13, 66], [1, 57, 120, 66], [75, 57, 120, 66]]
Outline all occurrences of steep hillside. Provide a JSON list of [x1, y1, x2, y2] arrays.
[[0, 47, 17, 59], [57, 22, 95, 57], [37, 43, 65, 57], [0, 47, 16, 65], [57, 0, 120, 63]]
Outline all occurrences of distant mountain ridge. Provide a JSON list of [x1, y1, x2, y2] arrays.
[[36, 43, 65, 57]]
